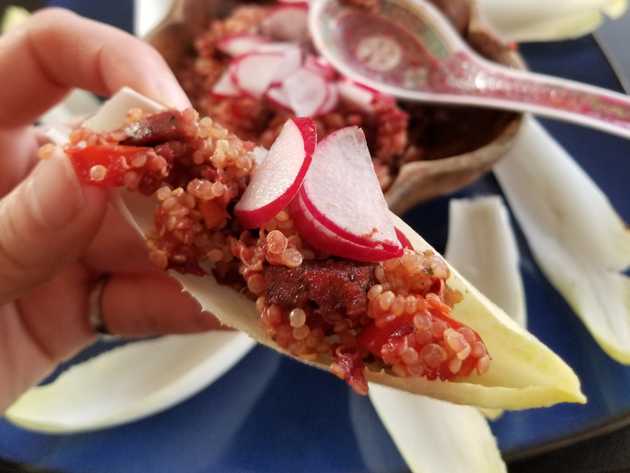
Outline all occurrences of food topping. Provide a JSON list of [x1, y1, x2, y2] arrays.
[[63, 105, 490, 394]]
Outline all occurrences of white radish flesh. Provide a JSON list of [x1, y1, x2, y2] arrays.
[[217, 34, 270, 57], [261, 5, 309, 43], [291, 190, 402, 262], [316, 82, 339, 115], [235, 117, 316, 228], [233, 52, 294, 98], [212, 67, 241, 97], [266, 85, 292, 110], [283, 67, 329, 117], [337, 79, 377, 113], [305, 55, 337, 81], [300, 126, 401, 252]]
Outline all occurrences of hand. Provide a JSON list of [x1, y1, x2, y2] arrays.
[[0, 9, 222, 412]]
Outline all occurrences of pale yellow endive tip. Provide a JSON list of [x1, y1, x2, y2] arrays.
[[476, 0, 628, 42], [0, 6, 29, 34]]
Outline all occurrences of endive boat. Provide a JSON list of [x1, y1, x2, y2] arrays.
[[50, 88, 584, 410]]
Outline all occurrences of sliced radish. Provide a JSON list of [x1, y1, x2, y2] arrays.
[[250, 146, 268, 166], [266, 85, 292, 110], [211, 66, 241, 98], [231, 53, 282, 98], [290, 191, 401, 262], [261, 4, 309, 43], [235, 117, 316, 228], [253, 41, 299, 53], [304, 55, 337, 81], [337, 80, 377, 113], [315, 82, 339, 115], [269, 45, 303, 83], [396, 227, 413, 249], [216, 34, 270, 57], [297, 126, 402, 258], [232, 50, 300, 98], [283, 67, 328, 117]]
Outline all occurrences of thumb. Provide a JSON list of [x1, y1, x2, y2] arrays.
[[0, 147, 107, 304]]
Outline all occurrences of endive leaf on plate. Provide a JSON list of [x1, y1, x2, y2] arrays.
[[475, 0, 627, 42], [39, 89, 101, 130], [1, 6, 29, 33], [76, 88, 584, 410], [445, 196, 526, 328], [445, 196, 527, 420], [494, 117, 630, 363], [369, 384, 506, 473], [134, 0, 173, 37], [6, 332, 255, 433]]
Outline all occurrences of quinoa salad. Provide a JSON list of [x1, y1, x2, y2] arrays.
[[56, 106, 491, 394], [176, 0, 514, 192]]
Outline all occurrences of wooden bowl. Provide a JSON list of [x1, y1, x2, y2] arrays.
[[146, 0, 524, 214]]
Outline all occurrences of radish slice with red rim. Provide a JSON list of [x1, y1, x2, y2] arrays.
[[283, 67, 329, 117], [266, 85, 292, 111], [261, 4, 309, 43], [337, 79, 377, 113], [232, 50, 300, 98], [316, 82, 339, 115], [211, 66, 242, 98], [253, 41, 300, 53], [396, 227, 413, 249], [290, 190, 402, 262], [216, 34, 270, 57], [300, 126, 402, 254], [269, 45, 303, 83], [235, 117, 316, 228], [304, 55, 337, 81]]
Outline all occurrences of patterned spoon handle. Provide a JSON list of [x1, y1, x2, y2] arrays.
[[434, 51, 630, 140]]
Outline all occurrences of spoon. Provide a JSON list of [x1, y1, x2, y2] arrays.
[[309, 0, 630, 139]]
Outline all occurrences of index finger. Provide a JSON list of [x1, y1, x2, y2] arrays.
[[0, 8, 190, 128]]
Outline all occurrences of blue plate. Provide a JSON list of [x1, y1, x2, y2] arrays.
[[1, 4, 630, 471]]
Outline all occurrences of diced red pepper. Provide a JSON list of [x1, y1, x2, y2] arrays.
[[332, 346, 368, 395], [358, 303, 485, 380], [358, 314, 415, 357], [199, 200, 229, 229], [66, 144, 150, 187]]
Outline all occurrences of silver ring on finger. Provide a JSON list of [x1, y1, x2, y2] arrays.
[[88, 275, 118, 341]]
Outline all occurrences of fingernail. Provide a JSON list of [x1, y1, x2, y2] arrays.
[[28, 150, 85, 228]]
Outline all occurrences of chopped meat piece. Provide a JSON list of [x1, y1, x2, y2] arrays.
[[213, 261, 244, 290], [122, 110, 195, 146], [265, 259, 376, 316]]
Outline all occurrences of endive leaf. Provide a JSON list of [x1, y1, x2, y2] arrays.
[[445, 196, 527, 419], [385, 216, 584, 409], [39, 89, 101, 129], [494, 117, 630, 363], [134, 0, 173, 37], [1, 6, 29, 34], [6, 332, 255, 433], [445, 196, 526, 328], [369, 384, 506, 473], [476, 0, 628, 42], [78, 88, 584, 410]]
